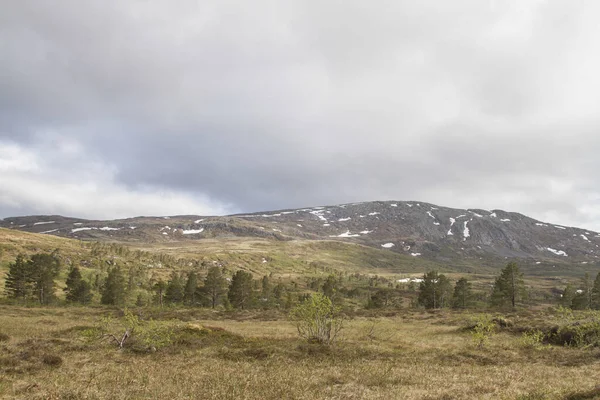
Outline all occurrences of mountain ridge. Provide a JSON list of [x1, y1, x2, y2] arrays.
[[1, 200, 599, 268]]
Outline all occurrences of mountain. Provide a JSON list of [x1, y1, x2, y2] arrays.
[[1, 201, 599, 270]]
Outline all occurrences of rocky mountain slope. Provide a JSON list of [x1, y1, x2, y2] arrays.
[[2, 201, 599, 267]]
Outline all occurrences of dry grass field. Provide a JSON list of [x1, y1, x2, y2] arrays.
[[1, 305, 600, 400]]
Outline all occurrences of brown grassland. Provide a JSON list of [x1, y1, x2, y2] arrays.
[[1, 305, 600, 400]]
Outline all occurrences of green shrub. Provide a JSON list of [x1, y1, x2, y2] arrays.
[[520, 329, 546, 349], [470, 314, 495, 348], [289, 293, 343, 345]]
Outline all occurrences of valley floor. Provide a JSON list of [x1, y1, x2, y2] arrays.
[[1, 306, 599, 400]]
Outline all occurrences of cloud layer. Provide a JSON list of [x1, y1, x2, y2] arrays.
[[2, 1, 600, 229]]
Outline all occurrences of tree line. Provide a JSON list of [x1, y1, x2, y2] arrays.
[[5, 252, 600, 311]]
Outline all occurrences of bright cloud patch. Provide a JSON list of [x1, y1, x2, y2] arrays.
[[0, 140, 232, 219]]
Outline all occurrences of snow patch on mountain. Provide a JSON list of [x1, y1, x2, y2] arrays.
[[334, 230, 360, 238], [34, 221, 55, 226], [448, 218, 456, 235], [338, 217, 351, 222], [381, 243, 395, 248], [183, 228, 204, 235], [463, 221, 470, 240], [72, 227, 95, 233], [547, 248, 568, 257]]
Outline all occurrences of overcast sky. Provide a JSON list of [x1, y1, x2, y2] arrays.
[[1, 1, 600, 230]]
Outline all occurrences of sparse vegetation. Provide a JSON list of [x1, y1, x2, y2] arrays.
[[3, 228, 600, 398]]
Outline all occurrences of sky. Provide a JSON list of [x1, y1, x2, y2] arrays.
[[1, 1, 600, 230]]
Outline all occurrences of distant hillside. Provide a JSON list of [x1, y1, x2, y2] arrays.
[[2, 201, 600, 274]]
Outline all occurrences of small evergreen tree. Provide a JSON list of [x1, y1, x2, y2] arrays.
[[28, 252, 61, 304], [64, 266, 93, 304], [582, 273, 593, 309], [490, 262, 525, 309], [4, 254, 31, 300], [452, 277, 473, 309], [101, 267, 126, 305], [592, 273, 600, 310], [153, 280, 167, 307], [561, 283, 576, 308], [164, 273, 184, 304], [203, 267, 227, 308], [184, 271, 198, 305], [322, 274, 338, 300], [228, 270, 254, 310], [418, 271, 453, 309]]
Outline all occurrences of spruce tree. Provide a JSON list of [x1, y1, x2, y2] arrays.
[[153, 280, 167, 307], [4, 254, 31, 300], [165, 273, 184, 304], [184, 271, 198, 305], [322, 275, 338, 300], [29, 252, 61, 304], [561, 283, 576, 308], [228, 270, 254, 310], [490, 262, 525, 309], [64, 266, 92, 304], [100, 267, 126, 305], [591, 273, 600, 310], [203, 267, 227, 308], [452, 277, 473, 309]]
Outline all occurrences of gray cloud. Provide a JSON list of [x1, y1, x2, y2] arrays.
[[2, 0, 600, 229]]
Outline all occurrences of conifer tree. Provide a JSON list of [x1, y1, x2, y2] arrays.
[[184, 271, 198, 305], [4, 254, 31, 300], [561, 283, 576, 308], [64, 266, 93, 304], [228, 270, 254, 310], [100, 267, 126, 305], [452, 277, 473, 309], [29, 252, 61, 304], [418, 271, 453, 309], [153, 279, 167, 307], [203, 267, 227, 308], [165, 272, 184, 304], [490, 262, 525, 309], [591, 273, 600, 310], [322, 275, 338, 300]]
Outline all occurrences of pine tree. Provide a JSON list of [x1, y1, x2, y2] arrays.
[[322, 275, 338, 300], [591, 273, 600, 310], [273, 283, 286, 308], [452, 278, 473, 309], [418, 271, 453, 309], [228, 270, 254, 310], [582, 273, 593, 309], [184, 271, 198, 305], [164, 272, 184, 304], [490, 262, 525, 309], [64, 266, 93, 304], [203, 267, 227, 308], [28, 252, 61, 304], [4, 254, 32, 300], [561, 283, 576, 308], [153, 280, 167, 307], [260, 275, 272, 307], [100, 267, 126, 305]]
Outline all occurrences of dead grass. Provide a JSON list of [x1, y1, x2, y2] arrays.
[[0, 305, 599, 399]]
